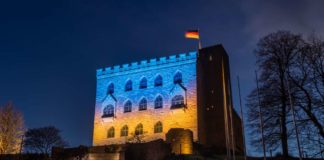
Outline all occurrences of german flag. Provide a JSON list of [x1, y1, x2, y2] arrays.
[[185, 30, 199, 39]]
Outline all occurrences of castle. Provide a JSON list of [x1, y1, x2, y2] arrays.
[[92, 44, 244, 155]]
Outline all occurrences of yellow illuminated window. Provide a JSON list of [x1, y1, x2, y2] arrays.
[[107, 127, 115, 138], [135, 124, 143, 135], [154, 122, 163, 133], [121, 125, 128, 137]]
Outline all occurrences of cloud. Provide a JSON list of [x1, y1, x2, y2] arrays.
[[241, 0, 324, 42]]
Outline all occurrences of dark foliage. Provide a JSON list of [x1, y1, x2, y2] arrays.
[[23, 126, 67, 154], [51, 145, 88, 160], [0, 154, 49, 160]]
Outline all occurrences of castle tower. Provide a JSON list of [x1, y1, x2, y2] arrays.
[[197, 45, 244, 154]]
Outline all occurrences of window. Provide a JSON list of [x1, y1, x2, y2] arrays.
[[139, 77, 147, 89], [125, 80, 132, 91], [107, 127, 115, 138], [154, 75, 163, 87], [124, 100, 132, 113], [173, 72, 182, 84], [121, 125, 128, 137], [139, 98, 147, 111], [102, 104, 114, 117], [135, 124, 143, 135], [108, 83, 114, 94], [171, 95, 185, 109], [154, 95, 163, 109], [154, 122, 163, 133]]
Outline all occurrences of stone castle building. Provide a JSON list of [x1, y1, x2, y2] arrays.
[[93, 44, 244, 155]]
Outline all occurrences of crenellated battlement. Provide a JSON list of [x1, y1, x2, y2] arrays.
[[97, 51, 197, 76]]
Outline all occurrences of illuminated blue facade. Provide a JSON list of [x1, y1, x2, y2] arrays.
[[93, 51, 198, 145]]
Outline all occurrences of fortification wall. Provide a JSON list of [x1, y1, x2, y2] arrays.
[[96, 52, 197, 78]]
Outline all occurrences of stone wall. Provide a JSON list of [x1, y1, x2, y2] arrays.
[[124, 139, 170, 160], [52, 139, 170, 160], [166, 128, 193, 155], [87, 153, 122, 160]]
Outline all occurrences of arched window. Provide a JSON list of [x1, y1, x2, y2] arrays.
[[124, 100, 132, 113], [107, 127, 115, 138], [125, 80, 132, 91], [139, 77, 147, 89], [139, 98, 147, 111], [154, 75, 163, 87], [135, 123, 143, 135], [173, 72, 182, 84], [102, 104, 114, 117], [154, 95, 163, 109], [121, 125, 128, 137], [107, 83, 114, 94], [154, 122, 163, 133], [171, 95, 185, 109]]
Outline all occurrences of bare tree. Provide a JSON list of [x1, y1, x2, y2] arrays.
[[287, 35, 324, 157], [0, 101, 25, 154], [248, 30, 324, 158], [127, 132, 147, 144], [247, 31, 304, 158], [23, 126, 68, 154], [288, 40, 324, 135]]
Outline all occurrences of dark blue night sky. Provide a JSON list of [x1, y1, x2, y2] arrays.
[[0, 0, 323, 156]]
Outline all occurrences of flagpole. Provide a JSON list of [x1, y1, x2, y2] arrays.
[[198, 29, 202, 50], [255, 70, 267, 160], [185, 29, 201, 50], [237, 76, 247, 160]]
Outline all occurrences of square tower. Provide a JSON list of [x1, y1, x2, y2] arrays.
[[197, 45, 244, 154]]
